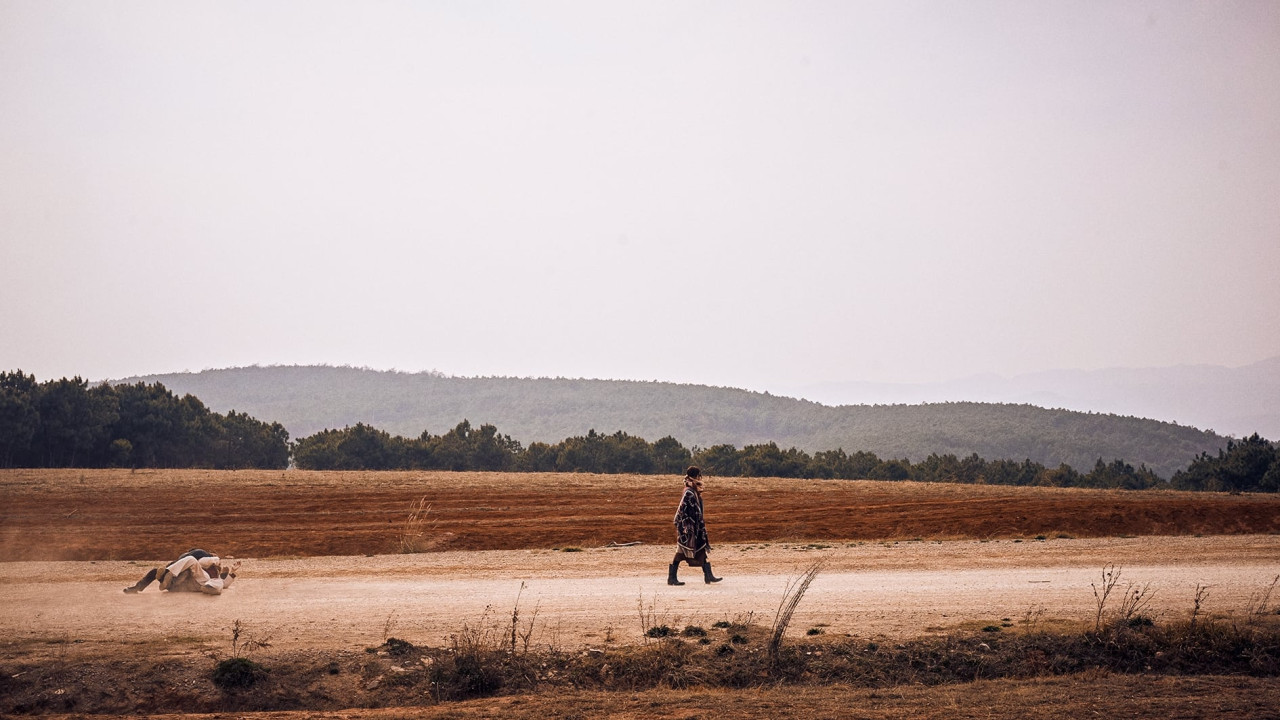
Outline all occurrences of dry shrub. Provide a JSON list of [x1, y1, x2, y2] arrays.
[[1092, 564, 1158, 630], [419, 589, 552, 701], [432, 639, 507, 699], [1092, 563, 1121, 631], [636, 591, 671, 642], [228, 619, 273, 658], [397, 496, 435, 553], [1245, 574, 1280, 625], [1190, 584, 1210, 630], [508, 581, 541, 653], [769, 561, 824, 660]]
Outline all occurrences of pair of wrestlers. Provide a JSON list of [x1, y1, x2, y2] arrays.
[[123, 548, 240, 595]]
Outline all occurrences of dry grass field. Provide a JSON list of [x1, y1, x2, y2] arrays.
[[2, 469, 1279, 719], [2, 468, 1278, 561]]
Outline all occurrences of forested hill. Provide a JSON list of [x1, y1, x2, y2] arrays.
[[117, 366, 1231, 478]]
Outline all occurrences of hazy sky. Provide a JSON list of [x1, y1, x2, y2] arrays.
[[3, 1, 1278, 393]]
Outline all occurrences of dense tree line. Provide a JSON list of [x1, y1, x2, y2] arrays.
[[8, 367, 1276, 491], [291, 420, 1279, 492], [292, 420, 525, 472], [1171, 434, 1280, 492], [0, 371, 289, 469], [292, 422, 693, 475]]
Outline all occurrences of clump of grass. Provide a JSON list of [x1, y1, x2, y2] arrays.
[[769, 561, 824, 661], [1245, 575, 1280, 624], [212, 657, 267, 689], [385, 637, 415, 657], [433, 639, 506, 698], [681, 625, 707, 637], [398, 496, 435, 553], [427, 604, 527, 700]]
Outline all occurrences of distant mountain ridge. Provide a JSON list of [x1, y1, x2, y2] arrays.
[[784, 357, 1280, 441], [116, 366, 1237, 478]]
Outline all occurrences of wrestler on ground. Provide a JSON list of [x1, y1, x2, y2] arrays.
[[123, 548, 240, 595]]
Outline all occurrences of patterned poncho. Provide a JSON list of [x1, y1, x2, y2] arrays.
[[673, 486, 709, 558]]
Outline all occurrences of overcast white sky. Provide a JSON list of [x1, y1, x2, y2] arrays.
[[2, 1, 1278, 393]]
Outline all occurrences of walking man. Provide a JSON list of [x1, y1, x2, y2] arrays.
[[669, 466, 722, 585]]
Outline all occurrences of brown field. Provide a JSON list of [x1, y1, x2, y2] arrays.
[[2, 469, 1279, 718], [2, 468, 1278, 561]]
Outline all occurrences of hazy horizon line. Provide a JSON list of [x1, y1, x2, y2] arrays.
[[91, 354, 1280, 386]]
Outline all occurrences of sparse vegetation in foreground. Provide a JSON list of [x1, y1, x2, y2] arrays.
[[401, 606, 1280, 702], [5, 610, 1279, 714]]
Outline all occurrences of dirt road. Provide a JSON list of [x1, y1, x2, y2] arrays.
[[4, 535, 1277, 658]]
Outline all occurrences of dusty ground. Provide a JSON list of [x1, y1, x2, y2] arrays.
[[2, 470, 1279, 717], [3, 535, 1279, 656]]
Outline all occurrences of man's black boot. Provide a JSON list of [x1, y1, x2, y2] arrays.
[[668, 563, 685, 586], [703, 562, 722, 584]]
